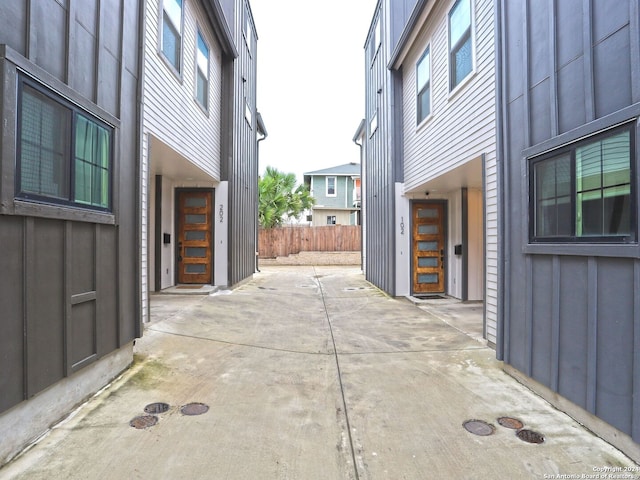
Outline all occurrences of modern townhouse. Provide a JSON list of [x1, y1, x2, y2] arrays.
[[142, 0, 264, 321], [0, 0, 142, 464], [303, 162, 361, 226], [363, 0, 497, 343], [497, 0, 640, 460]]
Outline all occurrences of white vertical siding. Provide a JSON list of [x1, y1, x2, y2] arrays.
[[401, 0, 498, 344], [142, 0, 223, 178]]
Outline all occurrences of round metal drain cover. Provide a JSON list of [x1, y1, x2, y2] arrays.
[[463, 419, 495, 436], [129, 415, 158, 429], [516, 429, 545, 444], [180, 402, 209, 416], [144, 402, 170, 414], [498, 416, 524, 430]]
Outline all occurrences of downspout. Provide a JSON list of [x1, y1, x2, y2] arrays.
[[256, 113, 267, 273], [353, 126, 364, 271]]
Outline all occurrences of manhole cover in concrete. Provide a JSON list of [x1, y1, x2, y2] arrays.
[[463, 419, 495, 436], [144, 402, 170, 414], [516, 429, 545, 444], [497, 416, 524, 429], [129, 415, 158, 429], [180, 402, 209, 416]]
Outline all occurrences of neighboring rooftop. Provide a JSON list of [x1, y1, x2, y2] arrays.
[[303, 162, 360, 177]]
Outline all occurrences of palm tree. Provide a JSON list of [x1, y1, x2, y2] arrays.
[[258, 166, 314, 228]]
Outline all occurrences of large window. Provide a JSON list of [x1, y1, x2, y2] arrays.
[[449, 0, 473, 90], [530, 125, 635, 242], [196, 30, 209, 109], [17, 79, 112, 211], [417, 46, 431, 123], [162, 0, 183, 72]]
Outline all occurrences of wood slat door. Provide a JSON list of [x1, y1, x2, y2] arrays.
[[177, 191, 212, 284], [412, 202, 445, 294]]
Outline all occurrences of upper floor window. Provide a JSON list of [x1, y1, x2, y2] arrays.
[[17, 79, 112, 211], [417, 46, 431, 123], [162, 0, 183, 72], [449, 0, 472, 90], [243, 5, 252, 53], [326, 177, 336, 196], [369, 16, 380, 64], [530, 124, 635, 242], [196, 30, 209, 109]]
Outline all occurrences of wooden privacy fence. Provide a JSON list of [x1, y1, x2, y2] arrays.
[[258, 225, 361, 258]]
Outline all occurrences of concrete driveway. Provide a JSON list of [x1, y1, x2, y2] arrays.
[[1, 266, 637, 479]]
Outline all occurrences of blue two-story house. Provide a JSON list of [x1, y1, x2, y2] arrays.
[[304, 163, 361, 226]]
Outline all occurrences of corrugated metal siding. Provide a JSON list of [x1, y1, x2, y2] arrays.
[[499, 0, 640, 441], [401, 0, 497, 343], [226, 0, 258, 286], [0, 0, 140, 414]]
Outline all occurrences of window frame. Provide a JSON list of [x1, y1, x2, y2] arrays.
[[369, 12, 381, 66], [195, 28, 210, 111], [416, 46, 431, 124], [448, 0, 474, 92], [326, 176, 337, 197], [243, 3, 253, 54], [327, 215, 336, 225], [160, 0, 184, 75], [528, 123, 636, 245], [16, 75, 114, 213]]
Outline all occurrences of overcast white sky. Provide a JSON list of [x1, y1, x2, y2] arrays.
[[250, 0, 378, 185]]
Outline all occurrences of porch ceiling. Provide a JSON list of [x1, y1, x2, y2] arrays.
[[149, 135, 217, 182], [404, 156, 483, 195]]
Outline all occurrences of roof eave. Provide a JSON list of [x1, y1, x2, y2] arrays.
[[388, 0, 431, 70]]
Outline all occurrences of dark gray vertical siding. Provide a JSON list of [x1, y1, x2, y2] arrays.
[[0, 0, 140, 415], [499, 0, 640, 440], [365, 5, 396, 295], [0, 217, 24, 412], [226, 1, 258, 286], [26, 219, 65, 397]]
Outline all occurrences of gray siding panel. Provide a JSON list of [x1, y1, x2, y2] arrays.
[[30, 0, 67, 81], [596, 259, 635, 434], [593, 26, 632, 119], [531, 257, 553, 386], [558, 257, 589, 409], [27, 219, 65, 397], [0, 217, 25, 412], [0, 0, 140, 415], [557, 58, 586, 134], [499, 0, 640, 444]]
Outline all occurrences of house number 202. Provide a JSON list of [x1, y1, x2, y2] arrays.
[[219, 204, 224, 223]]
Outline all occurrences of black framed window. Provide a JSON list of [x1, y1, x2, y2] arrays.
[[530, 124, 635, 242], [449, 0, 472, 90], [417, 46, 431, 123], [17, 78, 113, 211], [162, 0, 183, 72]]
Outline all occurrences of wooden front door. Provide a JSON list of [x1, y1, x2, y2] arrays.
[[412, 202, 445, 294], [177, 190, 213, 284]]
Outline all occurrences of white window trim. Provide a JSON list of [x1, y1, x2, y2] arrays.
[[159, 0, 184, 76], [195, 28, 210, 112], [326, 176, 337, 197], [416, 44, 432, 127], [447, 0, 476, 99]]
